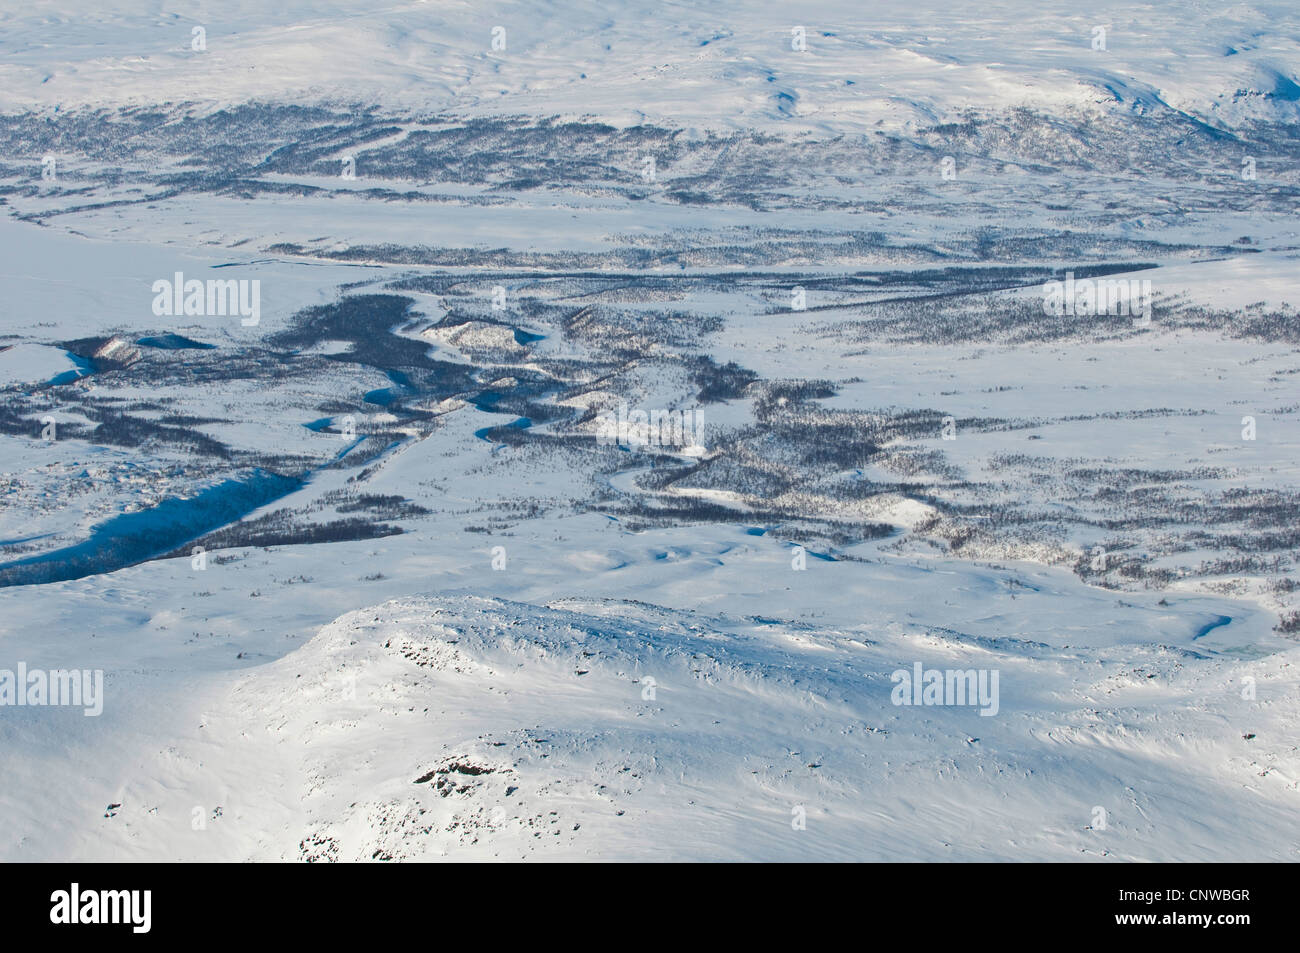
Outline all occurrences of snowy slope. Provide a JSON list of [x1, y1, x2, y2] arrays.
[[209, 594, 1300, 862], [2, 1, 1299, 130], [4, 582, 1296, 862]]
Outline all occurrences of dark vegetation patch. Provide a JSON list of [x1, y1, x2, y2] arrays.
[[691, 358, 759, 403], [161, 509, 403, 557]]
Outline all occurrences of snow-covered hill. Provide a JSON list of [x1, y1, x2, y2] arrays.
[[4, 587, 1297, 861], [3, 0, 1300, 130]]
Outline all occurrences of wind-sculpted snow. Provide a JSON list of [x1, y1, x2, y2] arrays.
[[7, 593, 1295, 861], [239, 595, 1300, 861]]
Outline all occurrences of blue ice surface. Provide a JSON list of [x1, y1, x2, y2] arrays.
[[137, 333, 217, 350], [363, 369, 414, 406], [0, 470, 304, 587], [1192, 614, 1233, 640], [790, 542, 836, 561], [45, 350, 94, 386], [473, 417, 532, 442]]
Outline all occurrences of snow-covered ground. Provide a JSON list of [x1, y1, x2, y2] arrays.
[[4, 0, 1300, 131], [1, 2, 1298, 862]]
